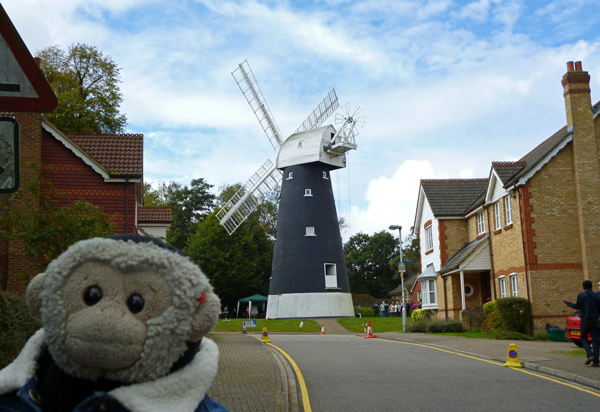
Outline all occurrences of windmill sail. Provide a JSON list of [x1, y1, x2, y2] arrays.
[[216, 159, 282, 235], [232, 60, 284, 150], [294, 88, 339, 134]]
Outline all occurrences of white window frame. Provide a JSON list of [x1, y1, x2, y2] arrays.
[[499, 276, 507, 298], [425, 225, 433, 252], [494, 202, 501, 231], [305, 227, 315, 236], [477, 212, 485, 235], [304, 189, 312, 197], [504, 196, 513, 225], [322, 171, 328, 179], [510, 273, 519, 297], [324, 263, 337, 288], [287, 172, 293, 180], [422, 279, 437, 307]]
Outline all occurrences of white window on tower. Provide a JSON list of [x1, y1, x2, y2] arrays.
[[510, 273, 519, 297], [477, 212, 486, 235], [322, 171, 328, 179], [304, 189, 312, 197], [324, 263, 337, 288], [505, 196, 513, 225], [499, 276, 507, 298], [494, 202, 501, 231], [306, 227, 315, 236], [425, 225, 433, 252], [287, 171, 293, 180]]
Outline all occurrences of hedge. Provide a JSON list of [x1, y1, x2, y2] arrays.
[[0, 291, 41, 369], [484, 297, 532, 336], [354, 306, 375, 317]]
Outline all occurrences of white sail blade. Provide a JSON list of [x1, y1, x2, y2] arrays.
[[232, 60, 284, 150], [294, 88, 339, 134], [216, 159, 282, 235]]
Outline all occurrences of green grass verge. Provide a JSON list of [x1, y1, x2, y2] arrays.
[[566, 349, 587, 357], [212, 318, 322, 333], [336, 317, 412, 333]]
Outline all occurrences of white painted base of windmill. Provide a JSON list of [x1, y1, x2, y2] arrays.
[[266, 292, 354, 319]]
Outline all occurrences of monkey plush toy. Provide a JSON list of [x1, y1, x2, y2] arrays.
[[0, 235, 228, 412]]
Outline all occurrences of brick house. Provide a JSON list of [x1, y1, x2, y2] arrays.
[[1, 113, 171, 294], [412, 61, 600, 328]]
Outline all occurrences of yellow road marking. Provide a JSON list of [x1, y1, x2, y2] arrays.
[[372, 337, 600, 398], [266, 342, 312, 412]]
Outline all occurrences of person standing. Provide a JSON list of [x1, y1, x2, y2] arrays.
[[563, 280, 600, 366], [372, 303, 379, 317], [357, 305, 362, 318]]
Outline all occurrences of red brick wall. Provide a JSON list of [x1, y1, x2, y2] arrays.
[[41, 130, 137, 234]]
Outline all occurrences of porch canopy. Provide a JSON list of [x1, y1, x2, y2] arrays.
[[440, 235, 491, 310], [237, 294, 268, 318]]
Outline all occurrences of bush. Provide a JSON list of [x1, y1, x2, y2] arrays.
[[494, 297, 532, 335], [408, 321, 428, 333], [0, 291, 41, 369], [489, 329, 533, 341], [425, 320, 464, 333], [411, 309, 430, 322], [355, 307, 375, 317], [483, 300, 496, 317], [534, 329, 549, 341]]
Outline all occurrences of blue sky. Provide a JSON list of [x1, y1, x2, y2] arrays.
[[5, 0, 600, 241]]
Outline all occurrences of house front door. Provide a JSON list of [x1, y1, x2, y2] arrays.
[[481, 271, 492, 303]]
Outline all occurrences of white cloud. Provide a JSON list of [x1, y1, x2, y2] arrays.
[[341, 160, 441, 240]]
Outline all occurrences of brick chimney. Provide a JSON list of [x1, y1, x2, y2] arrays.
[[562, 61, 600, 279]]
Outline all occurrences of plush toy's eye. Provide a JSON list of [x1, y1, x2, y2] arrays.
[[83, 286, 102, 306], [127, 294, 145, 314]]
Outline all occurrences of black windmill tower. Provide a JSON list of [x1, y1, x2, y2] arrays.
[[217, 60, 364, 318]]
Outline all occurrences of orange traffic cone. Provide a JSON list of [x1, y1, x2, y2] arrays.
[[321, 324, 326, 335], [364, 321, 376, 338]]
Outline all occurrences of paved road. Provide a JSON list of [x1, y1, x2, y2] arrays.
[[269, 334, 600, 411]]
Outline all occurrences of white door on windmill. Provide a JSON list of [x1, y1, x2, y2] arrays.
[[324, 263, 337, 288]]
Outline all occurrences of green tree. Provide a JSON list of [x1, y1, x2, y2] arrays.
[[344, 231, 399, 298], [165, 179, 216, 250], [36, 44, 126, 134], [185, 212, 273, 311], [0, 163, 117, 269]]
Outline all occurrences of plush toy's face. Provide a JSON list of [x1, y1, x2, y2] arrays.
[[26, 237, 220, 384], [62, 262, 172, 370]]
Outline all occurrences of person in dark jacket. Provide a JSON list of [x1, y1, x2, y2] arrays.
[[563, 280, 600, 366], [372, 304, 379, 317]]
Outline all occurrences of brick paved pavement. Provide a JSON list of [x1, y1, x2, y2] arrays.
[[207, 333, 300, 412]]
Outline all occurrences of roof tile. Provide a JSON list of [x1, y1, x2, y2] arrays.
[[138, 207, 172, 223], [421, 179, 488, 216]]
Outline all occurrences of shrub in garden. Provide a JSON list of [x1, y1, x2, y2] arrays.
[[425, 320, 464, 333], [490, 329, 533, 341], [0, 291, 41, 369], [411, 309, 430, 322], [483, 300, 496, 317], [408, 321, 428, 333], [483, 297, 532, 336]]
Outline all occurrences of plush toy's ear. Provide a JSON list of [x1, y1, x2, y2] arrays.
[[187, 291, 220, 342], [26, 273, 46, 318]]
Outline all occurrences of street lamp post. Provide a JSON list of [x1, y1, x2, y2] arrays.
[[389, 225, 406, 332]]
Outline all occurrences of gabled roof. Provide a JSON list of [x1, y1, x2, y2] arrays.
[[504, 126, 572, 188], [67, 133, 143, 178], [421, 179, 488, 216], [492, 161, 526, 185], [138, 207, 172, 224], [440, 234, 489, 275]]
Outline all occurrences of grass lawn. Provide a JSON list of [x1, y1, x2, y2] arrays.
[[212, 318, 322, 333], [336, 316, 412, 333], [566, 349, 587, 357]]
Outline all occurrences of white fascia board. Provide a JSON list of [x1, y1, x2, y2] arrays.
[[42, 120, 110, 180], [464, 204, 484, 219], [435, 216, 465, 220], [413, 186, 426, 235], [107, 178, 141, 183], [484, 170, 499, 205], [517, 134, 573, 186]]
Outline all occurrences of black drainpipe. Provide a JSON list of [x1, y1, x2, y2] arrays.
[[443, 275, 448, 320]]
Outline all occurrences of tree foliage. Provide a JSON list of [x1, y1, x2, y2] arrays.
[[0, 163, 117, 269], [389, 231, 421, 281], [344, 231, 399, 298], [144, 179, 216, 250], [36, 43, 126, 134], [185, 212, 273, 311]]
